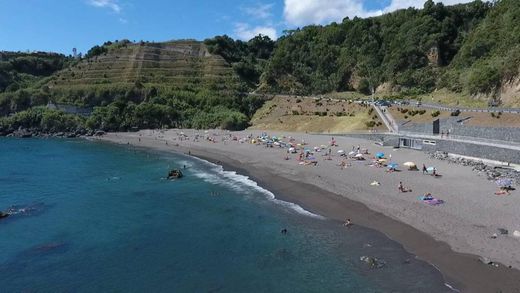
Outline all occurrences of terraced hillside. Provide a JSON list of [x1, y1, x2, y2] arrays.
[[48, 40, 240, 106]]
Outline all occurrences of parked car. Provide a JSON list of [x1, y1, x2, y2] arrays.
[[375, 100, 391, 107]]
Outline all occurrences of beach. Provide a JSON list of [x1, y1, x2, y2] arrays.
[[97, 129, 520, 293]]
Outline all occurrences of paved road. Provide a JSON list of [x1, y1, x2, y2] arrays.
[[410, 101, 520, 114]]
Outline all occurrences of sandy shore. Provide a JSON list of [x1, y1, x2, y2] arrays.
[[96, 129, 520, 292]]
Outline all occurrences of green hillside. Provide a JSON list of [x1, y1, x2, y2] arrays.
[[0, 51, 70, 115], [258, 0, 519, 106], [260, 0, 490, 94], [0, 40, 265, 133], [48, 39, 242, 106], [1, 0, 520, 135]]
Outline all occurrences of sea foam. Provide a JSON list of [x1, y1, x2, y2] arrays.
[[189, 156, 324, 219]]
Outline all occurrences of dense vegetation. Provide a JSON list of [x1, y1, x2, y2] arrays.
[[261, 0, 498, 95], [0, 40, 265, 132], [0, 52, 71, 115], [204, 35, 275, 86], [445, 0, 520, 97]]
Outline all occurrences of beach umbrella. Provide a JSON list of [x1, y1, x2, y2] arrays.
[[403, 162, 416, 167], [355, 153, 364, 158], [348, 151, 356, 156], [426, 166, 436, 172], [387, 163, 398, 169], [496, 178, 513, 187], [375, 152, 385, 158], [321, 144, 328, 149], [337, 150, 345, 154], [403, 162, 416, 170], [273, 142, 281, 146], [288, 147, 296, 153]]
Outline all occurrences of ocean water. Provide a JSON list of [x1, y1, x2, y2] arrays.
[[0, 138, 452, 292]]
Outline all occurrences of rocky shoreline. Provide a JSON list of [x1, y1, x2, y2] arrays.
[[429, 151, 520, 185], [0, 127, 105, 139]]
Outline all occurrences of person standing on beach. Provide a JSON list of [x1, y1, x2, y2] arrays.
[[422, 164, 427, 174], [398, 181, 404, 192]]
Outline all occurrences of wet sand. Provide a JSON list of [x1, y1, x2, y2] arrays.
[[96, 129, 520, 293]]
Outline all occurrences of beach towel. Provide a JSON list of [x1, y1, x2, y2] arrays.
[[418, 196, 444, 205]]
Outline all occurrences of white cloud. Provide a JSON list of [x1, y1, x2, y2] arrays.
[[87, 0, 121, 13], [284, 0, 478, 27], [242, 3, 275, 20], [234, 23, 278, 40], [284, 0, 381, 26]]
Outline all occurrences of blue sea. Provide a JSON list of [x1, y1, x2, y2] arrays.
[[0, 138, 453, 292]]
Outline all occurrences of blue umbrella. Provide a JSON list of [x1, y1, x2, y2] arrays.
[[375, 152, 385, 158], [387, 163, 398, 169], [426, 166, 435, 172], [496, 178, 513, 187]]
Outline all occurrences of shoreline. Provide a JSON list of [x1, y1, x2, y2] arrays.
[[95, 131, 520, 293]]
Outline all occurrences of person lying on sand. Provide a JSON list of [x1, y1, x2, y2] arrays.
[[423, 193, 433, 200], [495, 188, 510, 196], [344, 218, 352, 227]]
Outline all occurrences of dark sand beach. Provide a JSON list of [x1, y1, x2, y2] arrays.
[[98, 130, 520, 293]]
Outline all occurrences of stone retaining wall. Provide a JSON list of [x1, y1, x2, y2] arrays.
[[398, 117, 520, 143], [342, 133, 520, 164]]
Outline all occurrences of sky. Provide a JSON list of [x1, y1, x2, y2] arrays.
[[0, 0, 476, 55]]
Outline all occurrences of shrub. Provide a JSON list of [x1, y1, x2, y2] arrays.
[[431, 110, 440, 117], [450, 109, 461, 116], [365, 120, 376, 128]]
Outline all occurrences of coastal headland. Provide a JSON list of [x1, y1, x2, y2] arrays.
[[97, 129, 520, 293]]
